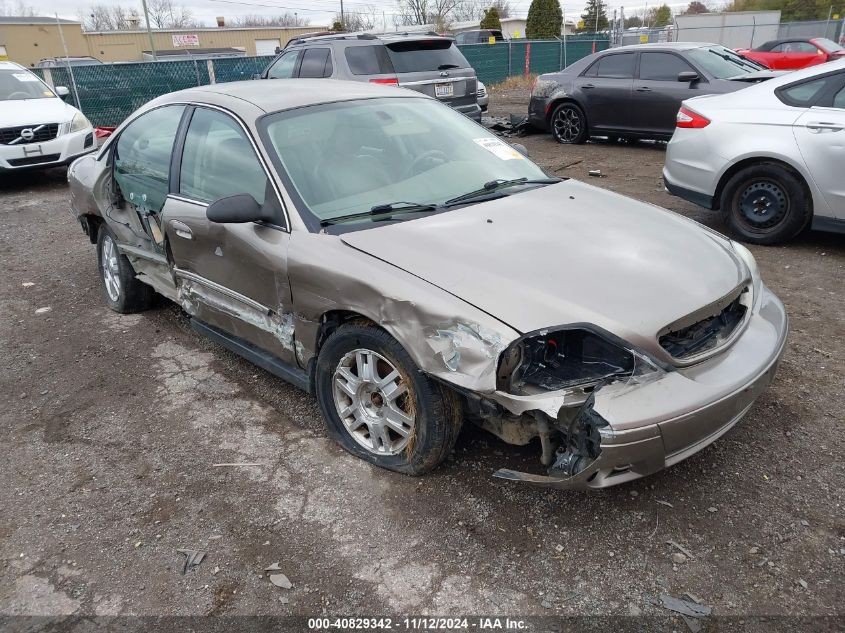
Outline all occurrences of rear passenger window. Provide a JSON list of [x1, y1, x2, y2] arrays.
[[298, 48, 332, 78], [594, 53, 635, 79], [345, 45, 394, 75], [179, 108, 268, 206], [777, 76, 836, 107], [639, 52, 695, 81]]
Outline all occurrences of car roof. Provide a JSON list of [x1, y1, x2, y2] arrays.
[[155, 78, 428, 113], [755, 38, 814, 51], [0, 61, 26, 71], [287, 31, 450, 47], [606, 42, 719, 53]]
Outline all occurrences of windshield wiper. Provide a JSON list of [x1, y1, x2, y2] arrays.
[[320, 201, 439, 226], [444, 177, 560, 206]]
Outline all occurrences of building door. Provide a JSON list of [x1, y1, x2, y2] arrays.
[[255, 39, 281, 56]]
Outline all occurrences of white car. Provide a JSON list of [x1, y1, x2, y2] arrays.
[[0, 61, 95, 172], [664, 59, 845, 244]]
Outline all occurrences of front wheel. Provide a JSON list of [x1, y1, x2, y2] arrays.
[[315, 323, 462, 475], [550, 102, 588, 144], [96, 225, 154, 313], [720, 163, 812, 245]]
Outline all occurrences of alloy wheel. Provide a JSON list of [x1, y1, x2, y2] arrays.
[[553, 106, 582, 143], [101, 235, 121, 302], [332, 348, 415, 455]]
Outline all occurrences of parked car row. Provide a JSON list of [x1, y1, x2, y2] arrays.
[[529, 43, 845, 244]]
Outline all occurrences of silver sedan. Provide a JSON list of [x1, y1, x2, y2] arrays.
[[664, 58, 845, 244], [68, 79, 787, 489]]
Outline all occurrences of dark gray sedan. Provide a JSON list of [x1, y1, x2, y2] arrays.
[[528, 42, 778, 143]]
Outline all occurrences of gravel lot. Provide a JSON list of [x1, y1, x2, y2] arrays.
[[1, 86, 843, 628]]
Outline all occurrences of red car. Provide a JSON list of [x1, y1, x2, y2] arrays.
[[737, 38, 845, 70]]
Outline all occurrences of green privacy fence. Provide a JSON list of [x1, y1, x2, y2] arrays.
[[462, 36, 610, 85], [33, 36, 608, 127]]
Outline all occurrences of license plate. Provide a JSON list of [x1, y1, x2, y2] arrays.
[[435, 82, 453, 99]]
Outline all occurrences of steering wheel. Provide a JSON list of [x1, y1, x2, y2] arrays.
[[403, 149, 448, 179], [8, 91, 31, 100]]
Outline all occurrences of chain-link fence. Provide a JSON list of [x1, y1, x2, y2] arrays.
[[33, 38, 610, 127]]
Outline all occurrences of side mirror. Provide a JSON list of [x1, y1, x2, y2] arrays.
[[207, 194, 270, 224], [677, 71, 699, 83], [55, 85, 70, 99], [252, 73, 261, 80], [510, 142, 529, 157]]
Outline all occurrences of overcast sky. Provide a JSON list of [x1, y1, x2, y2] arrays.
[[31, 0, 693, 31]]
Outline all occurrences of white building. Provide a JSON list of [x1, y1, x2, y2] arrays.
[[449, 17, 576, 39]]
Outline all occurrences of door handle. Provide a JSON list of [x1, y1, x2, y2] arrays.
[[582, 83, 595, 89], [635, 86, 651, 92], [805, 122, 843, 132], [170, 220, 193, 240]]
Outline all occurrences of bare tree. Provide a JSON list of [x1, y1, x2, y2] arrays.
[[80, 3, 141, 30], [333, 5, 378, 31], [145, 0, 203, 29], [394, 0, 429, 26], [233, 13, 308, 27], [0, 0, 36, 16]]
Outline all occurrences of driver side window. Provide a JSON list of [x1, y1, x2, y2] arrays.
[[267, 50, 300, 79], [113, 105, 185, 213]]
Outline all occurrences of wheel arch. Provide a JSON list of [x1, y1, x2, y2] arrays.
[[714, 155, 813, 215], [79, 213, 103, 244], [546, 96, 587, 129]]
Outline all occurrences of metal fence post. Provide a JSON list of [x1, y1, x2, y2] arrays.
[[42, 68, 54, 88], [507, 40, 512, 77], [207, 59, 216, 84]]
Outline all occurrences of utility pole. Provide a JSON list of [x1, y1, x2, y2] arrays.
[[140, 0, 157, 61], [340, 0, 345, 28]]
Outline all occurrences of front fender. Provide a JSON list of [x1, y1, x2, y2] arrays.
[[287, 231, 519, 393]]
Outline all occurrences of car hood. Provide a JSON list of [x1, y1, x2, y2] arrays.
[[340, 180, 747, 352], [727, 69, 789, 82], [0, 96, 76, 127]]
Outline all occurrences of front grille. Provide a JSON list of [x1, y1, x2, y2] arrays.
[[659, 289, 749, 360], [8, 154, 61, 167], [0, 124, 60, 145]]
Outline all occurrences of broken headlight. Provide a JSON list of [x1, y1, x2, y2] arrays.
[[497, 327, 662, 395]]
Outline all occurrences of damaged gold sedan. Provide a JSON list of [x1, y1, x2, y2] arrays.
[[68, 80, 788, 489]]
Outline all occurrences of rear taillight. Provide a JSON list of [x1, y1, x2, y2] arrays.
[[676, 106, 710, 129], [369, 78, 399, 86]]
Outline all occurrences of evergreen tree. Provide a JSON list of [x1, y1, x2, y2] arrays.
[[653, 4, 672, 27], [526, 0, 563, 38], [480, 6, 502, 30], [580, 0, 608, 32]]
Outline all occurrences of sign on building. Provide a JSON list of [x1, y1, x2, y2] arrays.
[[172, 34, 200, 47]]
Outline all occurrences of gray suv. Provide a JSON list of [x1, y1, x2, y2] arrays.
[[259, 33, 482, 121]]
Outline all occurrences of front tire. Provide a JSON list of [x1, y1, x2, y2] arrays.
[[720, 163, 812, 245], [315, 323, 462, 475], [96, 225, 154, 313], [550, 102, 588, 144]]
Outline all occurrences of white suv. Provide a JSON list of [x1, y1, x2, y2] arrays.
[[0, 61, 95, 172]]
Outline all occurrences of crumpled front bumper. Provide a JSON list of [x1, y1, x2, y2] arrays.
[[494, 285, 788, 489]]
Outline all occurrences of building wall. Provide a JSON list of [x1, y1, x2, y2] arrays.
[[0, 22, 89, 67], [0, 23, 324, 66]]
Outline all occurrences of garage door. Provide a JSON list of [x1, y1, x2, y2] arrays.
[[255, 39, 281, 56]]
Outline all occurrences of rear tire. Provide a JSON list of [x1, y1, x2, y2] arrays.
[[550, 102, 588, 144], [720, 163, 812, 245], [96, 225, 154, 313], [315, 323, 462, 475]]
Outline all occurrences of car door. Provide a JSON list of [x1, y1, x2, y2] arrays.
[[769, 42, 820, 69], [790, 73, 845, 219], [108, 104, 187, 293], [263, 49, 301, 79], [632, 51, 705, 137], [161, 105, 296, 363], [576, 52, 635, 132]]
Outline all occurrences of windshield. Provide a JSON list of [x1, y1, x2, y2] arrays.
[[385, 40, 469, 72], [0, 69, 55, 101], [687, 45, 765, 78], [814, 38, 844, 53], [261, 97, 548, 227]]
